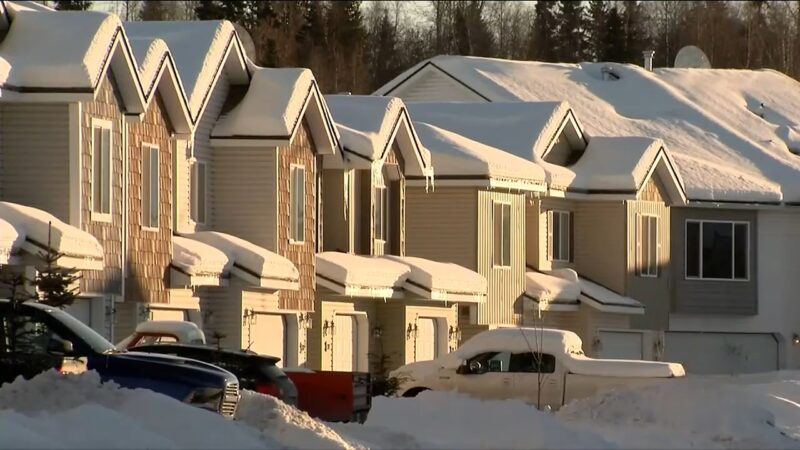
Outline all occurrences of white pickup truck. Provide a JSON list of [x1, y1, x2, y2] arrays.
[[391, 327, 685, 409]]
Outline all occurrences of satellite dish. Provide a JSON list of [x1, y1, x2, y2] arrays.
[[233, 23, 257, 63], [674, 46, 711, 69]]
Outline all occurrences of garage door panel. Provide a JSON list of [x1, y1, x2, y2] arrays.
[[598, 331, 644, 360], [665, 332, 778, 374], [333, 315, 357, 372], [415, 318, 438, 362], [250, 314, 287, 367]]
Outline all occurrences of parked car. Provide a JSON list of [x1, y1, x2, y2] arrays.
[[0, 300, 241, 418], [391, 327, 685, 410], [120, 320, 372, 423]]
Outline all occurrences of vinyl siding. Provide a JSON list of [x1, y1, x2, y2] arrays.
[[671, 207, 758, 315], [574, 201, 626, 294], [626, 199, 671, 330], [477, 190, 525, 326], [405, 186, 477, 270], [80, 73, 124, 296], [0, 103, 70, 218], [126, 94, 173, 305], [198, 286, 243, 350], [391, 67, 486, 102]]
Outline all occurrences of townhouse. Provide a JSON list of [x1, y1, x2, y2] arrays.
[[314, 95, 486, 373], [376, 55, 800, 373]]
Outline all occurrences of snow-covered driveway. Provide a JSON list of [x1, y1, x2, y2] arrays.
[[1, 370, 800, 449]]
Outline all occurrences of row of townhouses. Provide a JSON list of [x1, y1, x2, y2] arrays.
[[0, 2, 798, 375]]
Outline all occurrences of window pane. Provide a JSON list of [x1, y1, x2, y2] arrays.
[[502, 204, 511, 266], [197, 163, 206, 223], [291, 167, 305, 242], [649, 217, 658, 276], [493, 204, 502, 266], [640, 216, 650, 274], [734, 223, 748, 279], [374, 187, 384, 241], [101, 129, 111, 214], [143, 148, 151, 225], [686, 222, 700, 277], [552, 212, 561, 261], [93, 127, 102, 212], [560, 212, 569, 261], [149, 148, 159, 227], [702, 222, 733, 279]]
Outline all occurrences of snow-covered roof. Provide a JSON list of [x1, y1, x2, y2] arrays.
[[384, 255, 486, 303], [316, 251, 410, 299], [124, 20, 249, 120], [0, 201, 103, 270], [5, 1, 55, 14], [550, 268, 644, 315], [325, 95, 433, 178], [0, 10, 143, 109], [413, 121, 547, 192], [378, 56, 800, 204], [0, 217, 21, 265], [171, 236, 231, 287], [211, 67, 337, 154], [182, 231, 299, 291], [524, 271, 580, 312]]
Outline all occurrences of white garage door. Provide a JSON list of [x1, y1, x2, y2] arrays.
[[665, 332, 779, 374], [598, 331, 644, 360], [65, 300, 92, 327], [250, 314, 287, 367], [333, 315, 358, 372], [150, 308, 186, 322], [415, 318, 439, 362]]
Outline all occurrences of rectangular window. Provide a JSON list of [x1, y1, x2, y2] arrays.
[[142, 145, 159, 229], [290, 165, 305, 243], [493, 202, 511, 267], [191, 161, 207, 224], [685, 220, 749, 281], [374, 185, 388, 248], [638, 215, 659, 277], [548, 210, 571, 262], [92, 121, 112, 217]]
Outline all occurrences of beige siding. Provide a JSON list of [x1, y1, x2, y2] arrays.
[[477, 190, 525, 326], [392, 67, 486, 102], [626, 199, 671, 330], [405, 187, 477, 270], [81, 73, 124, 296], [198, 286, 243, 350], [212, 147, 278, 250], [525, 202, 540, 269], [374, 301, 406, 371], [0, 103, 70, 218], [574, 201, 627, 293], [126, 94, 173, 305]]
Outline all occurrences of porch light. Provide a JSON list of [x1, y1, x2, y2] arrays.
[[793, 334, 800, 345], [372, 324, 383, 340], [448, 325, 461, 343], [299, 312, 313, 330], [242, 308, 256, 325], [323, 319, 335, 337], [406, 323, 418, 340]]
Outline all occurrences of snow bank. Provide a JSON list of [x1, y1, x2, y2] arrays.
[[0, 370, 277, 449], [525, 271, 581, 304], [384, 255, 487, 302], [0, 217, 21, 265], [364, 391, 613, 449], [172, 235, 230, 277], [316, 251, 410, 297]]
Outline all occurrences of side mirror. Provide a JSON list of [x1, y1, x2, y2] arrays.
[[47, 337, 74, 356]]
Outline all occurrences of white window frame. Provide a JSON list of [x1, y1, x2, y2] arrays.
[[373, 184, 388, 254], [290, 164, 306, 244], [142, 144, 159, 231], [191, 160, 208, 225], [548, 210, 571, 262], [638, 214, 659, 278], [492, 201, 512, 268], [684, 219, 750, 282], [90, 118, 113, 222]]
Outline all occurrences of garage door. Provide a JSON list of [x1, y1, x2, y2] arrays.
[[250, 314, 287, 367], [598, 331, 644, 360], [415, 318, 438, 362], [333, 315, 358, 371], [65, 300, 92, 327], [150, 308, 186, 321], [664, 332, 779, 374]]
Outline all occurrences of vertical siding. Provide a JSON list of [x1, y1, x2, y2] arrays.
[[198, 286, 243, 350], [392, 68, 487, 102], [277, 121, 318, 312], [405, 186, 477, 270], [374, 301, 406, 371], [626, 199, 671, 330], [525, 201, 540, 269], [574, 201, 627, 293], [0, 103, 70, 218], [477, 190, 525, 326], [126, 94, 173, 304], [212, 147, 278, 249], [80, 74, 124, 295]]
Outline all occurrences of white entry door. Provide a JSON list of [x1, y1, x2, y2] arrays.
[[250, 314, 287, 367], [598, 331, 644, 360], [333, 315, 358, 371], [415, 318, 438, 362], [150, 308, 186, 322]]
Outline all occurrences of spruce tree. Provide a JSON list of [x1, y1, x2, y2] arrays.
[[54, 0, 92, 10], [621, 0, 650, 64], [139, 0, 168, 21], [586, 0, 608, 61], [602, 6, 626, 62], [368, 9, 401, 91], [556, 0, 588, 62], [35, 223, 80, 309], [527, 0, 558, 61]]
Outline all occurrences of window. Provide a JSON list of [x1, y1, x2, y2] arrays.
[[191, 161, 207, 224], [142, 145, 159, 229], [493, 202, 511, 267], [468, 351, 556, 374], [91, 120, 112, 218], [374, 185, 388, 245], [548, 210, 572, 262], [290, 165, 305, 243], [638, 215, 659, 277], [685, 220, 749, 280]]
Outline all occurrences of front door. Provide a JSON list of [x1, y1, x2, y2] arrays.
[[250, 313, 287, 367], [333, 314, 357, 371], [415, 318, 438, 362]]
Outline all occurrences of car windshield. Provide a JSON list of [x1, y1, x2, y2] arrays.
[[48, 307, 118, 354]]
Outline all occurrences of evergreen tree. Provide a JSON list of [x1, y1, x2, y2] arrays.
[[527, 0, 558, 61], [194, 0, 225, 20], [556, 0, 587, 62], [586, 0, 608, 61], [621, 0, 650, 64], [139, 0, 168, 21], [35, 223, 81, 309], [367, 8, 401, 91], [602, 5, 627, 62], [53, 0, 92, 10]]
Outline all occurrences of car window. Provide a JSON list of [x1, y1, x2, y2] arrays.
[[509, 352, 556, 374], [139, 335, 178, 345], [470, 352, 512, 372], [0, 313, 66, 355]]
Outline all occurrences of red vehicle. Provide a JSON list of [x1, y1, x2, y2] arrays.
[[119, 321, 371, 423]]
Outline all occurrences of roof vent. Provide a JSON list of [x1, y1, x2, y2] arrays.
[[601, 66, 620, 81], [643, 50, 655, 71]]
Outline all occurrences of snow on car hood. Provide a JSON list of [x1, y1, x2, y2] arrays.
[[564, 355, 685, 378]]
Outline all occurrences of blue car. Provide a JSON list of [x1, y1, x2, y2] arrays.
[[0, 300, 240, 418]]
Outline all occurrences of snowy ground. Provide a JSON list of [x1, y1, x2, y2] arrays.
[[1, 370, 800, 449]]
